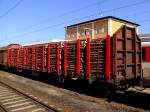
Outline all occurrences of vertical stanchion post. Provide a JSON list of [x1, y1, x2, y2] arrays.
[[32, 46, 34, 71], [23, 48, 26, 69], [16, 49, 18, 68], [42, 45, 45, 72], [10, 49, 12, 66], [7, 49, 9, 66], [26, 48, 28, 69], [106, 35, 111, 80], [36, 46, 38, 71], [56, 43, 60, 75], [9, 49, 12, 66], [47, 44, 50, 73]]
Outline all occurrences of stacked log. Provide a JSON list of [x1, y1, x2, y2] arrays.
[[66, 42, 76, 76], [8, 49, 12, 66], [11, 49, 18, 67], [90, 39, 106, 80], [50, 43, 56, 73], [47, 43, 61, 74], [27, 47, 33, 70], [10, 49, 14, 66], [36, 45, 47, 72], [36, 46, 41, 71], [18, 48, 24, 68]]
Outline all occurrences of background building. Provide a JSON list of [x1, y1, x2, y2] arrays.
[[140, 34, 150, 62], [66, 16, 139, 41]]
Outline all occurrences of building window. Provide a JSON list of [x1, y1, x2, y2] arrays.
[[71, 32, 76, 38], [79, 30, 83, 36], [96, 26, 101, 34], [84, 29, 91, 36], [101, 24, 106, 33]]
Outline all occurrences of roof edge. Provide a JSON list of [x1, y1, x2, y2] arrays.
[[67, 16, 140, 28]]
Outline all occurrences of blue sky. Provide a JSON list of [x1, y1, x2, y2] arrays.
[[0, 0, 150, 46]]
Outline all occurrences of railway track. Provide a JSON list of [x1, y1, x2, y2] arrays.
[[0, 81, 58, 112]]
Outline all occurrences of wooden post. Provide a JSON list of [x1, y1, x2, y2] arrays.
[[56, 43, 60, 75]]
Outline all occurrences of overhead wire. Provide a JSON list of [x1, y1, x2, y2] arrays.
[[0, 0, 24, 19], [0, 0, 108, 43], [1, 0, 150, 45], [101, 0, 150, 14], [22, 0, 109, 30], [9, 0, 150, 39]]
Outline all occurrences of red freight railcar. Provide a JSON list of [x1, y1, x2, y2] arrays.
[[0, 26, 141, 88], [18, 47, 24, 69], [35, 44, 46, 72], [8, 49, 18, 68], [18, 42, 62, 75], [3, 44, 21, 67], [62, 26, 141, 86], [69, 26, 141, 86]]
